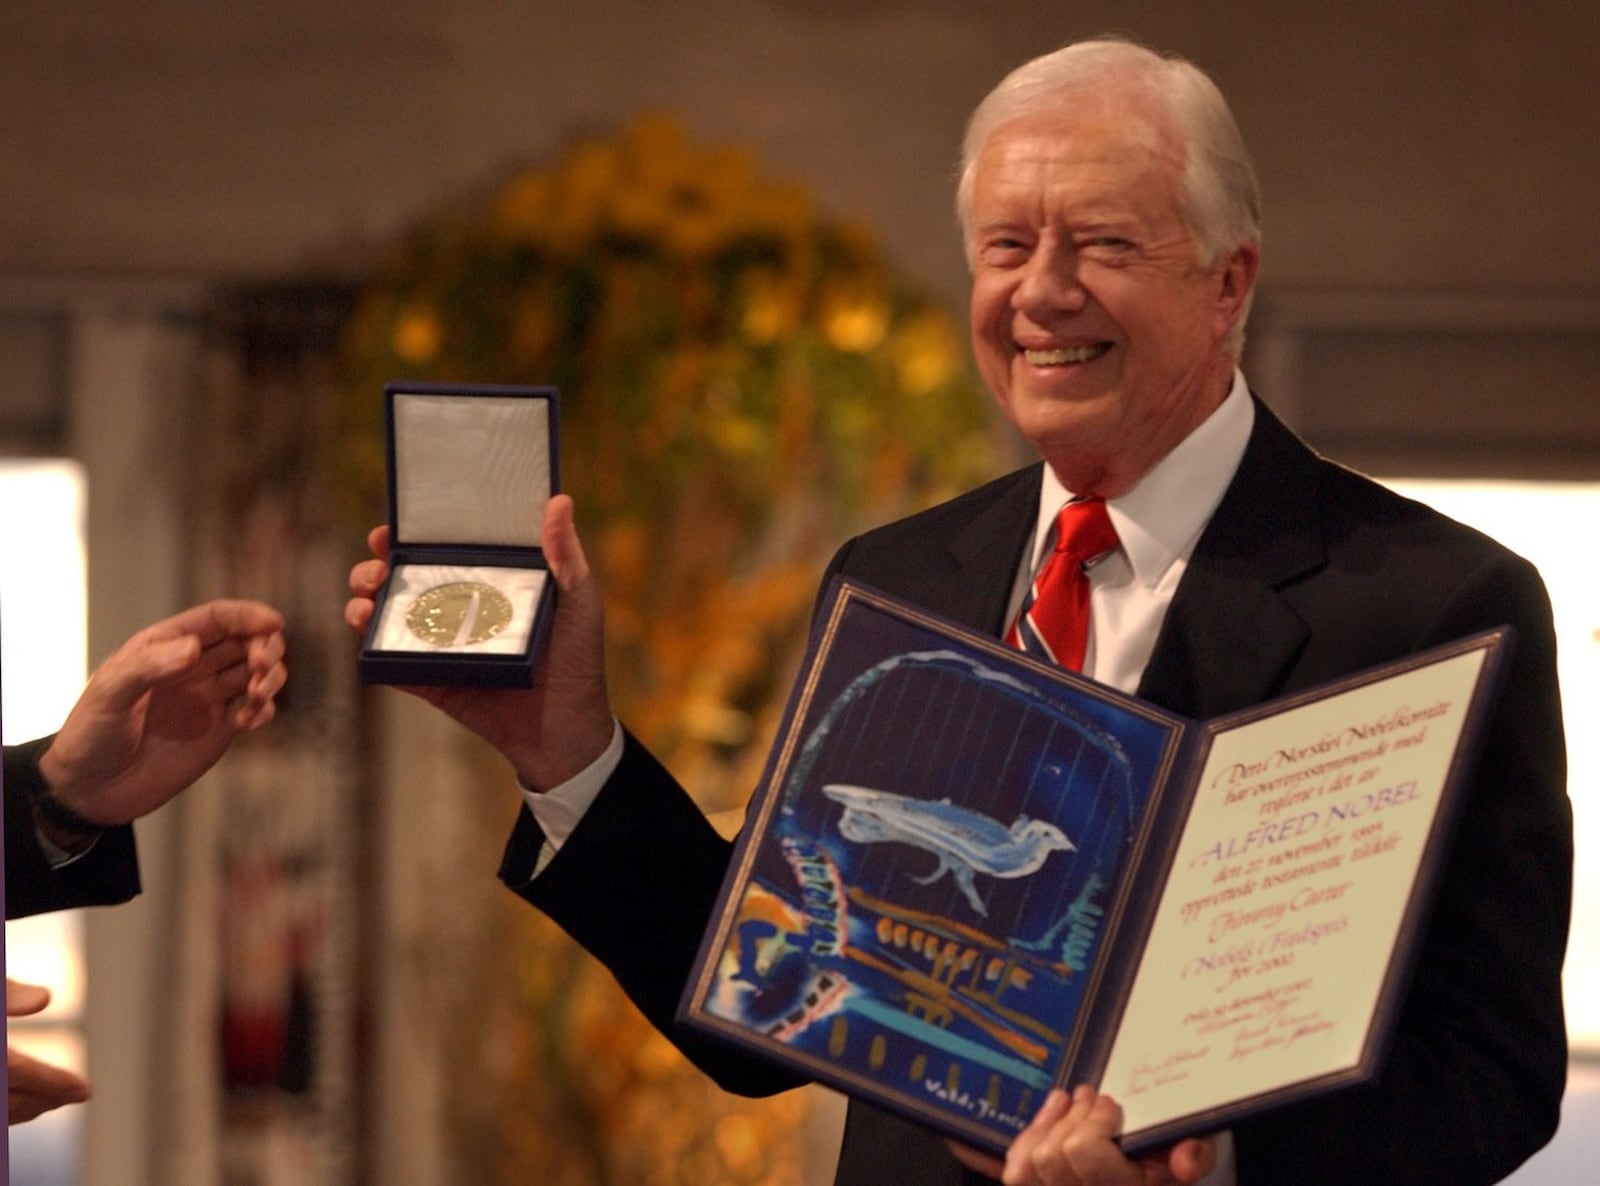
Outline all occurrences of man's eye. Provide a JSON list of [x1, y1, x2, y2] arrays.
[[981, 238, 1030, 263]]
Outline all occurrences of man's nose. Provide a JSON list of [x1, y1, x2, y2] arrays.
[[1015, 240, 1088, 317]]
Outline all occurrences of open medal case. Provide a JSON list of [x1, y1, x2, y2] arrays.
[[359, 381, 559, 688]]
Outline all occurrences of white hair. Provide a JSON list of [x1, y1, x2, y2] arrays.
[[957, 37, 1262, 355]]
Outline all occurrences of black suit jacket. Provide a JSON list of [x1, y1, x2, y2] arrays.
[[504, 399, 1570, 1186], [4, 736, 140, 920]]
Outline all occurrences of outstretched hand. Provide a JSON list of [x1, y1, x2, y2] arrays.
[[37, 599, 288, 826], [949, 1087, 1216, 1186], [8, 979, 91, 1125], [344, 493, 615, 789]]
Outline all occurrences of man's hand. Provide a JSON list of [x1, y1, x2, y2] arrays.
[[7, 979, 91, 1125], [345, 494, 615, 789], [36, 600, 287, 827], [949, 1087, 1216, 1186]]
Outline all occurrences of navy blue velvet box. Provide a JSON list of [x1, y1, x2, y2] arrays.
[[358, 381, 560, 688]]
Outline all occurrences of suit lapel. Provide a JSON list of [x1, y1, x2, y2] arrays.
[[941, 464, 1043, 636], [1137, 400, 1325, 720]]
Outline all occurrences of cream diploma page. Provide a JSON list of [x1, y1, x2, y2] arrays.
[[1097, 646, 1491, 1141]]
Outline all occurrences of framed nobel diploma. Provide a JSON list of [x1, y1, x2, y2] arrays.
[[678, 579, 1511, 1156], [359, 382, 559, 688]]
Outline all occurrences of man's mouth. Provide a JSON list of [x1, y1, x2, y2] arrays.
[[1021, 343, 1112, 366]]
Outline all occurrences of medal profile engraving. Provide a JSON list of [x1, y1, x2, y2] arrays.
[[406, 580, 514, 647]]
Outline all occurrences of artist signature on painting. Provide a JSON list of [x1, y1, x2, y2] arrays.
[[920, 1079, 1028, 1131]]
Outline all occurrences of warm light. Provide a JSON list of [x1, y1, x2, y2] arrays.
[[2, 459, 91, 1182], [5, 1026, 85, 1078], [3, 459, 91, 995], [1, 460, 88, 739], [2, 459, 90, 1040], [1384, 479, 1600, 1054], [6, 911, 85, 1018]]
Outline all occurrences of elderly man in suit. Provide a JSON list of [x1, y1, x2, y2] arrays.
[[347, 36, 1569, 1186]]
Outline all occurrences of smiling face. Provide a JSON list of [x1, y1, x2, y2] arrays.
[[966, 100, 1257, 496]]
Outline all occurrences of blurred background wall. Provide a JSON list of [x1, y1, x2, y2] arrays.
[[2, 2, 1597, 307], [1, 3, 1596, 1185]]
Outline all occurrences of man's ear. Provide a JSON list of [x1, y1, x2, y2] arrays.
[[1212, 240, 1260, 337]]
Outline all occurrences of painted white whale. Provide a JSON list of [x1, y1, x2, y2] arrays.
[[820, 782, 1074, 917]]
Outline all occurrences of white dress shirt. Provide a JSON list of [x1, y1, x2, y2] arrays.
[[1010, 369, 1254, 696]]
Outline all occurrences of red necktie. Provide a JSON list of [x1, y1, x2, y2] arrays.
[[1007, 498, 1118, 671]]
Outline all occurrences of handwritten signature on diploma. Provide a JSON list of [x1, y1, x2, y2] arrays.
[[1127, 1046, 1212, 1095]]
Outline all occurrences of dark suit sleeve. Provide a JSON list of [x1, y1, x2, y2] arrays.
[[1235, 549, 1570, 1186], [498, 730, 807, 1097], [5, 736, 141, 920]]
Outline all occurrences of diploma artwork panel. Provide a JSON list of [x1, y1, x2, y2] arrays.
[[686, 583, 1185, 1145], [682, 580, 1509, 1155]]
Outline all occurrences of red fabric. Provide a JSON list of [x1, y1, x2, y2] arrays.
[[1006, 498, 1118, 670]]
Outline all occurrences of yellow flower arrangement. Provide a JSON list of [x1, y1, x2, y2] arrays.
[[338, 113, 1004, 1186]]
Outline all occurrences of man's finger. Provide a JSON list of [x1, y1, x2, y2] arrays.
[[348, 556, 390, 599], [85, 635, 205, 712], [8, 1046, 92, 1122], [6, 980, 51, 1017], [1006, 1087, 1073, 1173], [1163, 1136, 1216, 1184], [345, 596, 377, 633], [542, 494, 591, 589], [245, 643, 289, 702], [231, 694, 279, 732], [177, 627, 284, 696], [148, 600, 285, 649]]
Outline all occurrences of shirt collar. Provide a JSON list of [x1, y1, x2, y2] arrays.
[[1036, 368, 1255, 587]]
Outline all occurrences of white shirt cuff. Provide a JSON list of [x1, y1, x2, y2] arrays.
[[519, 718, 625, 876], [36, 826, 100, 870]]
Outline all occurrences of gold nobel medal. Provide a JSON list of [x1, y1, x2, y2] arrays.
[[406, 581, 514, 647]]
